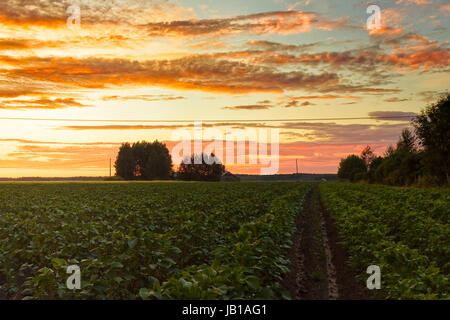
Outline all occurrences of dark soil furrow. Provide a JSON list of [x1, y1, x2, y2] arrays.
[[283, 185, 368, 300]]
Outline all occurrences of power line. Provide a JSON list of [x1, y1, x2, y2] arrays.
[[0, 116, 415, 123]]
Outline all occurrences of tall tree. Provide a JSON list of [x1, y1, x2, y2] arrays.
[[114, 143, 135, 180], [413, 94, 450, 184], [396, 128, 417, 153], [360, 145, 375, 168], [144, 141, 173, 180], [114, 140, 172, 180]]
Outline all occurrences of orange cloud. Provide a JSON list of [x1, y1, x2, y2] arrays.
[[102, 95, 186, 102], [396, 0, 431, 5], [142, 11, 349, 37], [439, 4, 450, 15], [0, 97, 90, 110], [369, 26, 404, 36], [0, 55, 342, 94]]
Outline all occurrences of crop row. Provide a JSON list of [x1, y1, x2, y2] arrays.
[[319, 183, 449, 299], [0, 182, 312, 299]]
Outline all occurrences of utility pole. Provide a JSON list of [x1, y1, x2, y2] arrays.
[[109, 158, 112, 177], [296, 159, 298, 175]]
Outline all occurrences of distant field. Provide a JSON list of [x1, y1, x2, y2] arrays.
[[0, 182, 447, 300]]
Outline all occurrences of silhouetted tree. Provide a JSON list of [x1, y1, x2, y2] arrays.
[[337, 95, 449, 186], [396, 128, 417, 153], [114, 143, 135, 180], [413, 93, 450, 184], [114, 140, 172, 180], [366, 156, 383, 183], [178, 153, 225, 181], [337, 155, 367, 182], [142, 141, 172, 180], [360, 145, 375, 168]]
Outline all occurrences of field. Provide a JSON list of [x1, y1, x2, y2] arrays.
[[0, 182, 312, 299], [320, 183, 449, 299], [0, 182, 448, 300]]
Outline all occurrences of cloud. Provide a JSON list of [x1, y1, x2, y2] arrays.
[[1, 53, 409, 96], [59, 124, 193, 130], [282, 98, 318, 107], [222, 104, 273, 110], [396, 0, 431, 6], [102, 95, 186, 102], [235, 33, 450, 74], [1, 55, 343, 94], [289, 95, 358, 100], [0, 138, 120, 146], [0, 89, 42, 98], [416, 90, 449, 102], [187, 41, 231, 49], [368, 111, 416, 121], [438, 4, 450, 16], [56, 120, 411, 146], [247, 40, 320, 51], [0, 97, 90, 109], [270, 47, 450, 72], [369, 26, 404, 36], [383, 97, 409, 102], [0, 0, 195, 27], [0, 39, 66, 50], [142, 11, 349, 37]]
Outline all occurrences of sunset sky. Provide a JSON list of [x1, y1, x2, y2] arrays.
[[0, 0, 449, 177]]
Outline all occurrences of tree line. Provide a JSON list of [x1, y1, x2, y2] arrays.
[[114, 141, 225, 181], [337, 94, 449, 186]]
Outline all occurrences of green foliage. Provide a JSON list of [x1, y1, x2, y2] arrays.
[[0, 181, 312, 300], [320, 183, 449, 299], [337, 95, 449, 186], [337, 155, 367, 182], [413, 93, 450, 185], [374, 147, 421, 186], [115, 141, 172, 180]]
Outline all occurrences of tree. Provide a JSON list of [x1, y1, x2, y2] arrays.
[[337, 154, 367, 182], [413, 93, 450, 184], [114, 143, 135, 180], [143, 141, 172, 180], [178, 153, 225, 181], [396, 128, 417, 153], [360, 145, 375, 168], [373, 132, 421, 186], [114, 140, 172, 180], [367, 156, 383, 183]]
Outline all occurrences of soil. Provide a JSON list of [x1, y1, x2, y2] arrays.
[[282, 185, 369, 300]]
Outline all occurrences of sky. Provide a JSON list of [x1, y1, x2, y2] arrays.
[[0, 0, 448, 177]]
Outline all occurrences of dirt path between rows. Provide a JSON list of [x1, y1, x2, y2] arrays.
[[282, 185, 368, 300]]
